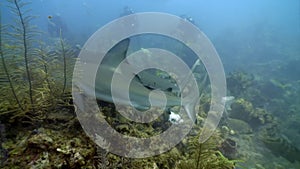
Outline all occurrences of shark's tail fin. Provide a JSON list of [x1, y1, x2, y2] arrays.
[[183, 94, 201, 123], [179, 59, 203, 96], [181, 58, 208, 123]]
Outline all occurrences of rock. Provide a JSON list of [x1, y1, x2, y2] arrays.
[[259, 125, 300, 163], [219, 138, 238, 159], [28, 133, 53, 150], [227, 118, 253, 134]]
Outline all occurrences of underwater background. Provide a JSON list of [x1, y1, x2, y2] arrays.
[[0, 0, 299, 168]]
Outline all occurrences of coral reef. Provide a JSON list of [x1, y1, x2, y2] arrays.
[[225, 66, 300, 168], [259, 125, 300, 163], [229, 98, 275, 128]]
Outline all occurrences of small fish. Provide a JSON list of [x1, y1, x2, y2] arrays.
[[168, 111, 183, 124], [222, 96, 235, 110]]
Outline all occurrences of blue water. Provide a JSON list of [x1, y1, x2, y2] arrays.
[[2, 0, 299, 71]]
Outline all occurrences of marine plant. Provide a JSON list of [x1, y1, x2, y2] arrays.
[[0, 10, 24, 112], [177, 129, 238, 169], [0, 0, 41, 119], [0, 0, 75, 125], [59, 30, 68, 96], [9, 0, 36, 111]]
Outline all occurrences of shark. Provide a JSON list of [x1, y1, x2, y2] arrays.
[[76, 38, 206, 123]]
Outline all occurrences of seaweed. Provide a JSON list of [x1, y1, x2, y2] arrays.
[[0, 0, 76, 126], [0, 9, 24, 112], [59, 30, 67, 96], [177, 130, 238, 169], [35, 44, 54, 107], [9, 0, 36, 112]]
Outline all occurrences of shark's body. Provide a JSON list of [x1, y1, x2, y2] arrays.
[[78, 38, 202, 122]]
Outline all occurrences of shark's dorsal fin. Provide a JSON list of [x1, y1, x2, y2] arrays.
[[100, 38, 130, 68]]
